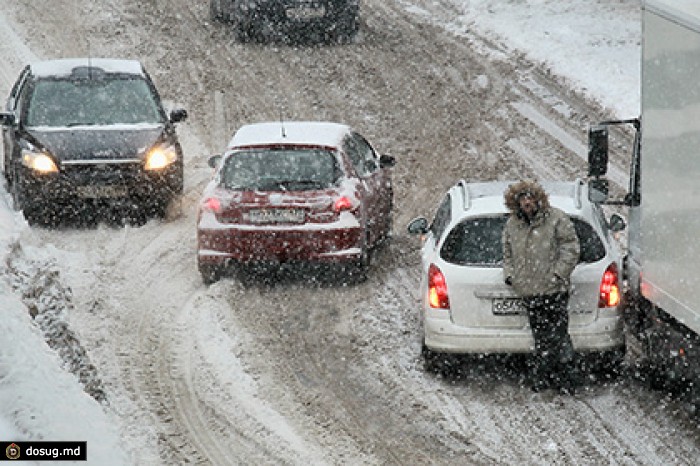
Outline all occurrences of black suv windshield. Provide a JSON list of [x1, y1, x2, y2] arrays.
[[221, 148, 341, 191], [440, 215, 606, 266], [26, 77, 163, 127]]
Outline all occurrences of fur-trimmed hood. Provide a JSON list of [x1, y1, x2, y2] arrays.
[[504, 180, 550, 214]]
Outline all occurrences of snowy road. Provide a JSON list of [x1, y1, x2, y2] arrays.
[[1, 0, 698, 464]]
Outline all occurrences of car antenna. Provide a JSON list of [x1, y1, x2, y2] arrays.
[[280, 109, 287, 138], [87, 44, 93, 80]]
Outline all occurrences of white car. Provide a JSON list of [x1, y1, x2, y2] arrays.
[[407, 179, 627, 372]]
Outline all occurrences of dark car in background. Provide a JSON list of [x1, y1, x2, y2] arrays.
[[0, 58, 188, 226], [210, 0, 360, 43], [196, 121, 394, 284]]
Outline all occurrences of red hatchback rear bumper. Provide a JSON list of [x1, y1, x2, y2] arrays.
[[197, 223, 363, 268]]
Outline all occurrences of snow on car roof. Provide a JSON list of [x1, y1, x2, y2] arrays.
[[228, 121, 352, 149], [30, 58, 145, 78], [458, 180, 584, 215]]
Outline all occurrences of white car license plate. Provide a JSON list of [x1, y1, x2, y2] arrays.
[[492, 298, 527, 316], [286, 5, 326, 20], [247, 208, 305, 224], [76, 185, 128, 198]]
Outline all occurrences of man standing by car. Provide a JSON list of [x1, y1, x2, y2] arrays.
[[502, 181, 580, 394]]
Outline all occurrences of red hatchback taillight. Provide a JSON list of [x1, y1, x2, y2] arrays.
[[201, 197, 222, 214], [599, 263, 620, 308], [428, 264, 450, 309], [334, 196, 354, 213]]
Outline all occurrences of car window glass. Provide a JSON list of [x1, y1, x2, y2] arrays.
[[221, 148, 339, 191], [441, 215, 507, 266], [430, 194, 452, 241], [344, 136, 367, 177], [440, 215, 606, 266], [574, 217, 607, 263], [353, 133, 378, 174], [8, 67, 29, 112], [26, 77, 162, 127]]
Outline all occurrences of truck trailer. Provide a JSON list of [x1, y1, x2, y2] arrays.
[[588, 0, 700, 410]]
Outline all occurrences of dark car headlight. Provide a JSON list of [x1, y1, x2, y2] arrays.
[[144, 143, 179, 171], [21, 149, 58, 174]]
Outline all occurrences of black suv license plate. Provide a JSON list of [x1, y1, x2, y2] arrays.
[[76, 185, 128, 198], [286, 4, 326, 20]]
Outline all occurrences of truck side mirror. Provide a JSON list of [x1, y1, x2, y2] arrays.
[[588, 125, 609, 177], [588, 178, 609, 204], [208, 155, 222, 168]]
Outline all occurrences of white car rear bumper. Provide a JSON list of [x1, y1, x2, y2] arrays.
[[423, 310, 624, 354]]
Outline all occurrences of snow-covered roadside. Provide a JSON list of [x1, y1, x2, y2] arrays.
[[0, 10, 129, 464], [407, 0, 641, 118]]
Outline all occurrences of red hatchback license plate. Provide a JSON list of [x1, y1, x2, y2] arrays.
[[246, 208, 305, 224], [492, 298, 527, 316]]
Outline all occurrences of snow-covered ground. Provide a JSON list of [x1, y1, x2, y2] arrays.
[[0, 0, 641, 463]]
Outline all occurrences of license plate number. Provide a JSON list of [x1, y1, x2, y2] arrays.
[[492, 298, 526, 316], [286, 5, 326, 20], [76, 185, 128, 198], [247, 208, 305, 224]]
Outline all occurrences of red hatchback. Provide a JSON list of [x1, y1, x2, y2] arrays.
[[196, 121, 395, 284]]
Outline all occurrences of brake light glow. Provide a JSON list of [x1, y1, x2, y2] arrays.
[[428, 264, 450, 309], [599, 263, 620, 308], [334, 196, 354, 212], [202, 197, 222, 214]]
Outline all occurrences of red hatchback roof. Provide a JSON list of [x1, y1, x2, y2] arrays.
[[228, 121, 351, 150]]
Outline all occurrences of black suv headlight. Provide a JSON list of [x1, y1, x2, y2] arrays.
[[21, 149, 59, 174], [144, 143, 179, 171]]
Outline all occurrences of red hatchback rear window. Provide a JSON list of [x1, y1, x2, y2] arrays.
[[221, 148, 341, 191]]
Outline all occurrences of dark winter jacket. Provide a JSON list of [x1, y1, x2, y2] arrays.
[[502, 181, 580, 297]]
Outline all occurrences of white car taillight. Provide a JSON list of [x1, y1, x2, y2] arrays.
[[428, 264, 450, 309], [599, 263, 620, 308]]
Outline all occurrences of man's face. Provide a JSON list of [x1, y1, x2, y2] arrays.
[[518, 194, 537, 218]]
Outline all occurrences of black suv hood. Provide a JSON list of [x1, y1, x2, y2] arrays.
[[25, 125, 166, 162]]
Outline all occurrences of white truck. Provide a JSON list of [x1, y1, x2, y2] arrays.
[[588, 0, 700, 409]]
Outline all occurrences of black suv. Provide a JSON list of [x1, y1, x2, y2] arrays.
[[0, 58, 187, 225], [210, 0, 359, 42]]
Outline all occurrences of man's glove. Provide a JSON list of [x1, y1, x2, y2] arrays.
[[504, 276, 513, 286]]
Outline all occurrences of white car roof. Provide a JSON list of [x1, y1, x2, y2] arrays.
[[228, 121, 352, 149], [453, 180, 589, 217], [30, 58, 145, 78]]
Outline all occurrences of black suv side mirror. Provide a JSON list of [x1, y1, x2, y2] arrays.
[[170, 108, 188, 123], [0, 112, 15, 126]]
